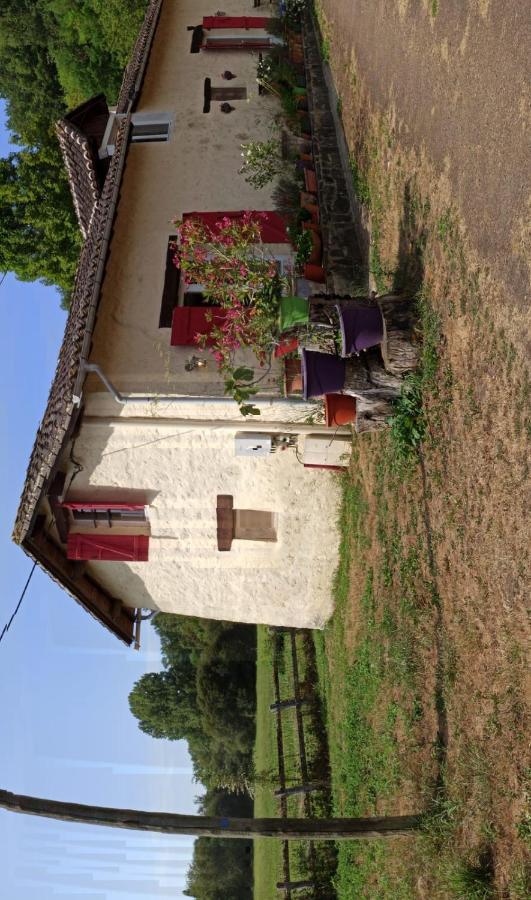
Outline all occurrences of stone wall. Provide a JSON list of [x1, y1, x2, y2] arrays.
[[303, 11, 367, 294]]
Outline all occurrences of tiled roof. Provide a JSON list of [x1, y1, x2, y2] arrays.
[[116, 0, 164, 113], [12, 114, 131, 546], [56, 119, 101, 240], [13, 0, 165, 547], [56, 0, 164, 238]]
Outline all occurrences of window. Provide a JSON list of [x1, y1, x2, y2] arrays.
[[234, 510, 277, 542], [203, 79, 247, 113], [189, 24, 204, 53], [160, 236, 180, 327], [203, 36, 282, 50], [182, 283, 207, 307], [131, 113, 171, 143], [72, 508, 147, 526], [216, 495, 278, 551], [61, 502, 150, 561], [211, 86, 247, 101], [60, 502, 148, 529]]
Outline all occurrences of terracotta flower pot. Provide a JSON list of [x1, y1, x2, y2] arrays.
[[303, 263, 326, 283], [304, 168, 318, 194], [300, 194, 319, 224], [289, 47, 304, 65], [308, 229, 322, 265], [324, 393, 357, 426], [302, 221, 321, 234], [284, 358, 303, 395], [300, 190, 316, 206]]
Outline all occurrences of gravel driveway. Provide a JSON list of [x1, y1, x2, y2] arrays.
[[322, 0, 530, 315]]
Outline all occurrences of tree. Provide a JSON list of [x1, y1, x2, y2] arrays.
[[0, 0, 149, 299], [128, 671, 200, 743], [0, 146, 81, 300], [128, 617, 257, 791], [184, 838, 252, 899]]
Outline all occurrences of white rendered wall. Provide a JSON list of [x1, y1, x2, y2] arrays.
[[64, 417, 342, 628]]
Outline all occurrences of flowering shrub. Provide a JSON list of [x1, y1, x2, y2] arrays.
[[239, 139, 285, 189], [172, 213, 286, 415]]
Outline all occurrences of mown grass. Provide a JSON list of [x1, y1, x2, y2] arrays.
[[314, 459, 432, 898], [254, 628, 279, 900]]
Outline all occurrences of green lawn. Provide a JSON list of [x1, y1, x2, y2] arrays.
[[254, 627, 336, 899], [254, 627, 280, 900]]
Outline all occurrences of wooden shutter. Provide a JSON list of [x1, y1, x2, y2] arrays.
[[170, 306, 228, 346], [159, 236, 180, 327], [233, 510, 277, 542], [67, 534, 149, 561], [210, 87, 248, 101], [216, 495, 234, 551], [182, 211, 288, 243], [202, 16, 269, 28]]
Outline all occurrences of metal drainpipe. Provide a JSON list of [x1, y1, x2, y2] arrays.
[[75, 362, 309, 409]]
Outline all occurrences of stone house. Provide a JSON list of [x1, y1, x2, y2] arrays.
[[12, 0, 347, 646]]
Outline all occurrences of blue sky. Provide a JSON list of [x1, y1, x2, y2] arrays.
[[0, 101, 197, 899]]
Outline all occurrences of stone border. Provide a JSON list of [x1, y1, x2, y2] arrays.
[[302, 11, 369, 293]]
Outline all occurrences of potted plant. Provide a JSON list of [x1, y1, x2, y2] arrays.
[[303, 263, 326, 283], [300, 192, 319, 223]]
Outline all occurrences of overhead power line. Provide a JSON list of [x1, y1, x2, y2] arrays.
[[0, 562, 36, 646]]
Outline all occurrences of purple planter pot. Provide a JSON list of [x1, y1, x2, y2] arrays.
[[337, 304, 384, 355], [301, 349, 346, 399]]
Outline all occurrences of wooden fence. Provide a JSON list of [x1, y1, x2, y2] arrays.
[[269, 627, 321, 897]]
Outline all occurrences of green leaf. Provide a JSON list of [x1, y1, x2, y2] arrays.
[[239, 404, 261, 417], [232, 366, 254, 382]]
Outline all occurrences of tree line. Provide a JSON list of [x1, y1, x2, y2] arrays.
[[0, 0, 148, 301], [129, 614, 257, 899]]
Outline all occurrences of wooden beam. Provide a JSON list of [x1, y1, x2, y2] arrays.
[[26, 530, 135, 645], [216, 494, 234, 551], [0, 790, 424, 839], [47, 471, 69, 544]]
